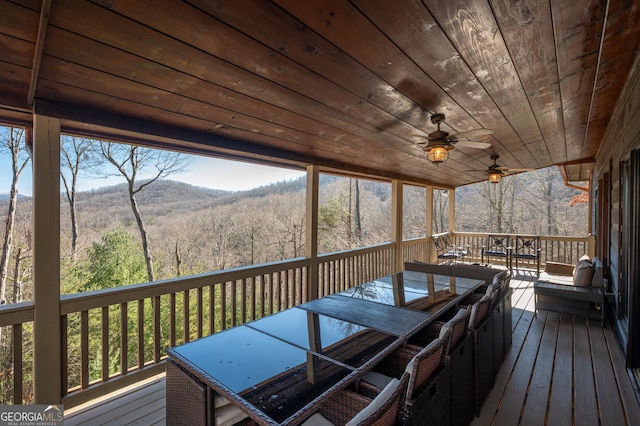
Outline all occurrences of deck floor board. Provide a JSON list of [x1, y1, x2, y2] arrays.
[[64, 272, 640, 426], [547, 313, 573, 426]]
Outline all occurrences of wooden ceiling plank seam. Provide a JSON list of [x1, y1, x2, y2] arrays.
[[349, 0, 510, 171], [36, 61, 373, 167], [488, 0, 563, 167], [87, 0, 423, 149], [406, 0, 531, 170], [269, 0, 504, 178], [422, 0, 541, 167], [551, 0, 606, 162], [34, 98, 443, 188], [42, 26, 372, 155], [35, 71, 410, 176], [185, 0, 438, 142], [582, 0, 640, 158], [60, 2, 420, 158], [65, 0, 492, 182], [0, 0, 40, 42], [0, 34, 36, 68], [27, 0, 51, 106], [581, 0, 610, 160], [549, 0, 570, 164], [270, 0, 487, 132]]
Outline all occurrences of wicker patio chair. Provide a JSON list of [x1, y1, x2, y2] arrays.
[[409, 306, 473, 426], [358, 327, 452, 426], [468, 293, 495, 416], [302, 372, 410, 426]]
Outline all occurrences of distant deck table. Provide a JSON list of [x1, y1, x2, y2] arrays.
[[166, 272, 484, 426]]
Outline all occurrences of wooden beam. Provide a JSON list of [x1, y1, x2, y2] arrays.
[[448, 188, 456, 234], [32, 114, 61, 404], [391, 180, 403, 273], [28, 0, 52, 106], [426, 186, 434, 263], [305, 165, 319, 301]]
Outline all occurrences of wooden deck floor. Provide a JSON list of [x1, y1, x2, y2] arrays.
[[65, 272, 640, 426]]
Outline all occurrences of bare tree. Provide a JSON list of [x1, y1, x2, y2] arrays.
[[542, 168, 558, 235], [482, 177, 517, 233], [433, 190, 449, 234], [99, 142, 189, 282], [0, 127, 29, 306], [60, 135, 95, 261]]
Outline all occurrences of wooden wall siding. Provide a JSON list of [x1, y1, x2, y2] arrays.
[[1, 0, 640, 188]]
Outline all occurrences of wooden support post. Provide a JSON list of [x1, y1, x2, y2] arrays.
[[426, 186, 434, 263], [391, 180, 403, 273], [306, 165, 319, 300], [448, 188, 456, 234], [32, 115, 62, 404]]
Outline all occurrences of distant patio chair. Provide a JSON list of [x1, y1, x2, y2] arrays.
[[481, 235, 510, 267], [433, 235, 461, 264], [511, 235, 541, 275]]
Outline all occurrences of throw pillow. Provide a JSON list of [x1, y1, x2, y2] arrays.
[[573, 258, 594, 286]]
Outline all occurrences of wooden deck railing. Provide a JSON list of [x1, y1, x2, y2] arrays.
[[0, 234, 594, 407], [0, 302, 34, 404], [318, 242, 397, 297], [452, 232, 595, 267]]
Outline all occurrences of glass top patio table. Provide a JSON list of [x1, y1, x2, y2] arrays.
[[372, 270, 484, 292], [169, 309, 401, 425], [247, 307, 398, 369]]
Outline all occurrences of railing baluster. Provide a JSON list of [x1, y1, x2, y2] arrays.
[[137, 299, 144, 369], [220, 283, 227, 330], [230, 281, 237, 327], [170, 293, 176, 346], [12, 324, 22, 404], [120, 303, 128, 376], [208, 285, 215, 335], [102, 307, 109, 381], [153, 296, 160, 363], [240, 278, 247, 324], [250, 276, 256, 321], [81, 310, 89, 389], [61, 314, 68, 397], [183, 290, 190, 343], [197, 287, 203, 339]]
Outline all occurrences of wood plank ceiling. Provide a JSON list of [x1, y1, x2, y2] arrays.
[[1, 0, 639, 187]]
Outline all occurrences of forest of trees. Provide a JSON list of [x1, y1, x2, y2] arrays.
[[0, 127, 588, 402]]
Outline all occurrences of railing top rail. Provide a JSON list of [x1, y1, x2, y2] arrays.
[[453, 231, 593, 241], [61, 257, 311, 315], [0, 301, 34, 327], [318, 242, 395, 263]]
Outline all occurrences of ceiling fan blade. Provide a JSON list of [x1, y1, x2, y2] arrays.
[[449, 128, 493, 140], [453, 140, 492, 149], [505, 168, 535, 173]]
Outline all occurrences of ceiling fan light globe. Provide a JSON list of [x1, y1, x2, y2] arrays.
[[488, 172, 502, 184], [427, 146, 449, 164]]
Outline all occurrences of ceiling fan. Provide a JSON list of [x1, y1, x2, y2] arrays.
[[483, 154, 534, 183], [413, 113, 493, 164]]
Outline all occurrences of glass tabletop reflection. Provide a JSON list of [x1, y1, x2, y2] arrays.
[[169, 325, 353, 423], [247, 307, 397, 369]]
